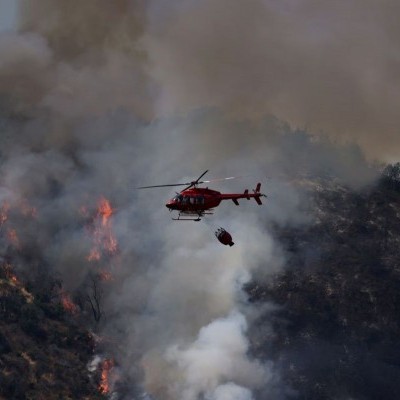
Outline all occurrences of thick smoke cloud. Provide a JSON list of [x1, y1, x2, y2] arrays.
[[143, 0, 400, 161], [0, 1, 393, 399], [164, 312, 271, 400]]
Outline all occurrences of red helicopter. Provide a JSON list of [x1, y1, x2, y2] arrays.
[[138, 170, 266, 221]]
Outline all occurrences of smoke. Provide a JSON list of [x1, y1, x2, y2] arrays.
[[142, 0, 400, 161], [0, 1, 393, 399], [164, 312, 273, 400]]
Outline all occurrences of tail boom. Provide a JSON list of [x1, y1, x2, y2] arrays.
[[220, 183, 266, 205]]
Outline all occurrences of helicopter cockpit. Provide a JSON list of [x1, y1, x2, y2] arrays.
[[173, 194, 183, 203]]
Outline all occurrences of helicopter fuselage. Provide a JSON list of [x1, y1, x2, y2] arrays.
[[166, 183, 264, 216], [138, 170, 265, 221]]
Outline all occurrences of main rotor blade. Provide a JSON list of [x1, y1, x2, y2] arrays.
[[199, 175, 246, 184], [195, 170, 209, 183], [137, 183, 190, 189], [138, 170, 209, 190], [138, 174, 246, 189]]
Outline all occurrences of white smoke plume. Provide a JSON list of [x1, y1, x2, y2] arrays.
[[164, 311, 275, 400], [0, 1, 393, 399]]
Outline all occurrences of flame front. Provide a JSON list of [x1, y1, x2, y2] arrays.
[[60, 291, 78, 314], [98, 197, 114, 227], [3, 263, 20, 285], [99, 359, 115, 394], [86, 197, 118, 262]]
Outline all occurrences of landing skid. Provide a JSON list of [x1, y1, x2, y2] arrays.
[[172, 217, 201, 221], [172, 210, 214, 222]]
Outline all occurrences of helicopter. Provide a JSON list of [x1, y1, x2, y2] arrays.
[[138, 170, 266, 221]]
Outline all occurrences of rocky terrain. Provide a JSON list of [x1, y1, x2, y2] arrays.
[[247, 164, 400, 399]]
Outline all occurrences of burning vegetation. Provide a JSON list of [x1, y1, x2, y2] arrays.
[[83, 196, 120, 292], [85, 197, 118, 262], [98, 358, 116, 395], [59, 290, 79, 315], [0, 194, 122, 398]]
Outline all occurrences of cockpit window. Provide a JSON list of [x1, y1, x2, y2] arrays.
[[173, 195, 183, 202]]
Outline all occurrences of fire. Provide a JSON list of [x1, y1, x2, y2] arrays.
[[104, 231, 118, 254], [98, 197, 114, 226], [60, 291, 78, 314], [99, 270, 113, 282], [2, 263, 19, 284], [86, 196, 118, 262], [99, 359, 115, 394], [87, 248, 101, 262]]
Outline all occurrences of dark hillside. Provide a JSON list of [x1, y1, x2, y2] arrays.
[[247, 168, 400, 399], [0, 264, 103, 400]]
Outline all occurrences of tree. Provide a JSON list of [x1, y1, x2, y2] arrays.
[[86, 274, 103, 324]]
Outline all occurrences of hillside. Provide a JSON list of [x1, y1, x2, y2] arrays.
[[0, 264, 104, 400], [247, 166, 400, 399], [2, 164, 400, 399]]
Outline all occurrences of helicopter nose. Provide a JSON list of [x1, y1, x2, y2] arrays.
[[166, 201, 173, 209]]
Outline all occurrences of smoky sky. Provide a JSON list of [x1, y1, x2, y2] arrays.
[[3, 1, 399, 160], [143, 0, 400, 161]]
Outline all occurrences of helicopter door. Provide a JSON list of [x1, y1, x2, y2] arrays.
[[182, 196, 189, 205], [196, 196, 205, 205]]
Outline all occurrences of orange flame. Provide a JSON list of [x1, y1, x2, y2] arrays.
[[98, 197, 114, 226], [104, 231, 118, 254], [99, 270, 113, 282], [86, 196, 118, 262], [87, 248, 101, 262], [60, 291, 78, 314], [99, 359, 115, 394], [2, 263, 21, 285]]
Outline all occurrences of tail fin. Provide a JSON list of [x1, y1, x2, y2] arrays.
[[253, 182, 265, 205], [255, 195, 263, 205]]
